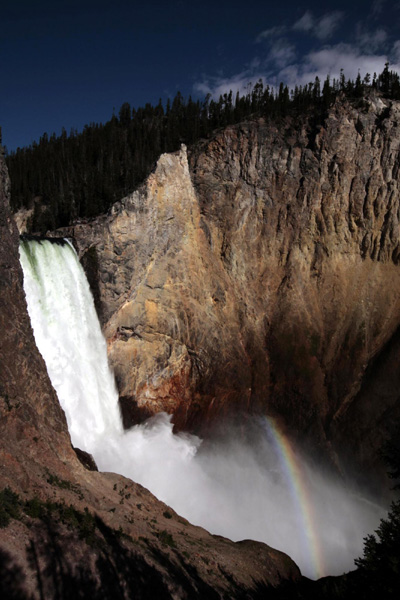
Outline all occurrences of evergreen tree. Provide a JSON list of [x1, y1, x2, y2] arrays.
[[6, 63, 400, 231], [354, 429, 400, 597]]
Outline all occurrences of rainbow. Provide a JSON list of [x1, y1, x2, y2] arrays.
[[263, 417, 325, 580]]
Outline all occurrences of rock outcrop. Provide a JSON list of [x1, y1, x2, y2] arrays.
[[0, 146, 301, 597], [57, 93, 400, 483]]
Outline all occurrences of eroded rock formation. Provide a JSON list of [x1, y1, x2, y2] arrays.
[[0, 145, 301, 598], [57, 93, 400, 482]]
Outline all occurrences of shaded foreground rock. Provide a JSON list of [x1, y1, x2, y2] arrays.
[[56, 93, 400, 484], [0, 145, 301, 597]]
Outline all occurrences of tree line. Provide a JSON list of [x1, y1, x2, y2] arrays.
[[5, 63, 400, 231]]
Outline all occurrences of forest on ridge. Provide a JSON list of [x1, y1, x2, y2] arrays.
[[5, 63, 400, 232]]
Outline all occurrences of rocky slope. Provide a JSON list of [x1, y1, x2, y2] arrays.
[[0, 146, 301, 598], [53, 92, 400, 484]]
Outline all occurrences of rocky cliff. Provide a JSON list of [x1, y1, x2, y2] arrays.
[[55, 92, 400, 484], [0, 146, 301, 598]]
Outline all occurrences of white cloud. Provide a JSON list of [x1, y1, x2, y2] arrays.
[[316, 11, 344, 40], [196, 7, 400, 102], [267, 40, 296, 69], [277, 42, 400, 90], [391, 40, 400, 63], [193, 72, 267, 100], [263, 11, 344, 44], [356, 26, 388, 51], [256, 25, 287, 43], [194, 40, 400, 101], [293, 10, 314, 33], [292, 10, 344, 41]]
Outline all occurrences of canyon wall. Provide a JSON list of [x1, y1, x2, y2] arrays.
[[58, 93, 400, 481], [0, 147, 300, 598]]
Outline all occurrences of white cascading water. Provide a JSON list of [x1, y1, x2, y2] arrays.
[[19, 239, 123, 452], [19, 238, 387, 580]]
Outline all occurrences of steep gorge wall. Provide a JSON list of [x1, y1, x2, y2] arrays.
[[57, 93, 400, 480], [0, 145, 77, 490], [1, 141, 301, 598]]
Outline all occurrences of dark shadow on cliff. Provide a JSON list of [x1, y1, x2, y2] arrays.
[[1, 513, 309, 600], [23, 514, 176, 600], [2, 512, 292, 600], [147, 545, 221, 600], [26, 524, 100, 600], [330, 320, 400, 491], [0, 548, 33, 600], [94, 516, 190, 600], [79, 245, 104, 323], [0, 540, 359, 600]]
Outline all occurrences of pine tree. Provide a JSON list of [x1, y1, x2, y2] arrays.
[[354, 429, 400, 597], [6, 63, 399, 231]]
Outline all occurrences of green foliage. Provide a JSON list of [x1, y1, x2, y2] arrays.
[[0, 511, 11, 528], [24, 496, 45, 519], [6, 64, 400, 232], [46, 471, 84, 499], [163, 510, 173, 519], [0, 487, 20, 527], [47, 472, 73, 489], [0, 488, 130, 553], [381, 436, 400, 490], [77, 508, 97, 546], [157, 530, 176, 548], [353, 427, 400, 597], [355, 500, 400, 596]]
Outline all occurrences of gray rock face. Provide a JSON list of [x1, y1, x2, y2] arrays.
[[57, 94, 400, 481]]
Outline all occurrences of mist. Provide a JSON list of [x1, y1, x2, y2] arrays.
[[19, 239, 388, 581], [95, 412, 386, 579]]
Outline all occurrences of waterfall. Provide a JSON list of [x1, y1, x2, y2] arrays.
[[19, 238, 386, 580], [19, 239, 123, 452]]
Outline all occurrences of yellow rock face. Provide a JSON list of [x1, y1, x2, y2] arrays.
[[64, 96, 400, 479]]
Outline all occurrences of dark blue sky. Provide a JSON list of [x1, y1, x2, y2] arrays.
[[1, 0, 400, 151]]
